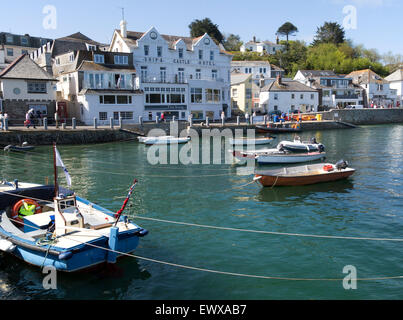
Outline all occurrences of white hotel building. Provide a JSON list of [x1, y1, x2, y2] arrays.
[[109, 21, 233, 121]]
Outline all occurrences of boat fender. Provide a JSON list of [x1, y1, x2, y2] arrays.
[[134, 228, 149, 237], [0, 239, 16, 253], [58, 251, 73, 260]]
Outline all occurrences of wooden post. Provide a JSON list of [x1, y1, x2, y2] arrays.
[[72, 118, 77, 130]]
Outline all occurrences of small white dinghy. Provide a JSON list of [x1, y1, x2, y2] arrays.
[[229, 137, 275, 146], [278, 137, 325, 153], [138, 136, 191, 145]]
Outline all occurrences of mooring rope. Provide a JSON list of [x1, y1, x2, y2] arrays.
[[2, 205, 403, 282], [3, 189, 403, 243]]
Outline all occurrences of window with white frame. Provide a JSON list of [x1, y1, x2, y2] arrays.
[[27, 82, 47, 94], [210, 50, 214, 61], [94, 54, 105, 64], [191, 88, 203, 103], [212, 70, 218, 80], [144, 45, 149, 56], [195, 69, 201, 80], [114, 55, 128, 65], [21, 37, 28, 46], [178, 48, 184, 59], [6, 35, 13, 43], [157, 46, 162, 57], [198, 50, 203, 60], [6, 48, 13, 56]]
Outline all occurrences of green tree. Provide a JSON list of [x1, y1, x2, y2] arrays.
[[312, 22, 345, 46], [222, 33, 243, 51], [188, 18, 224, 43], [277, 22, 299, 43], [271, 40, 308, 76]]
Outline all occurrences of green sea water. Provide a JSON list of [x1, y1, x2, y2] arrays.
[[0, 124, 402, 300]]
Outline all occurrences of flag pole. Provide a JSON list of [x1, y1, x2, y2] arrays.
[[53, 142, 59, 198]]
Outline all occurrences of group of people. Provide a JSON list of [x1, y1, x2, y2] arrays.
[[24, 109, 42, 129]]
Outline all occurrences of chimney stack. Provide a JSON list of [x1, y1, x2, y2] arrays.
[[276, 73, 282, 85], [120, 20, 127, 38], [253, 36, 256, 43], [276, 35, 279, 45]]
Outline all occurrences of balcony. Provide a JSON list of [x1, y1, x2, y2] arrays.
[[140, 73, 225, 84], [333, 94, 359, 100]]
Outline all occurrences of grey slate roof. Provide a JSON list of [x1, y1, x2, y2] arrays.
[[231, 73, 251, 85], [0, 54, 56, 81], [47, 33, 105, 58], [0, 32, 52, 48], [298, 70, 338, 78], [262, 79, 318, 92]]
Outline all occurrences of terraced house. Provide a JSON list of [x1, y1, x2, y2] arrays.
[[52, 50, 143, 125], [0, 54, 57, 124], [0, 32, 52, 70], [294, 70, 364, 109], [109, 20, 232, 121]]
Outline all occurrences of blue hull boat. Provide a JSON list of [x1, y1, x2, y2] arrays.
[[0, 182, 148, 272]]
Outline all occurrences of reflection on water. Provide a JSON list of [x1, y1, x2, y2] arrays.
[[256, 180, 355, 203]]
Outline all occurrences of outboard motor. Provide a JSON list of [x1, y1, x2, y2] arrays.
[[318, 144, 325, 153], [335, 160, 349, 170], [277, 143, 284, 152], [311, 137, 318, 144]]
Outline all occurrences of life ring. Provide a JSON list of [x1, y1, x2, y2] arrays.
[[11, 199, 42, 224]]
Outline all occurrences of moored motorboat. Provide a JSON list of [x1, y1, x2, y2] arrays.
[[256, 151, 326, 164], [0, 146, 148, 272], [256, 124, 302, 134], [229, 136, 275, 146], [4, 142, 35, 152], [278, 137, 325, 153], [254, 160, 355, 187], [138, 136, 191, 145]]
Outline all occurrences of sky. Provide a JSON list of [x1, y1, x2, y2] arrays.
[[0, 0, 402, 56]]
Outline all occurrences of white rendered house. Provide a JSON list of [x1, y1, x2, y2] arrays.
[[259, 76, 319, 114], [109, 21, 233, 121], [385, 69, 403, 107]]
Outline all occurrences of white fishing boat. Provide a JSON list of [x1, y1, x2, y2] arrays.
[[229, 136, 275, 146], [231, 148, 279, 161], [138, 136, 191, 145], [256, 151, 326, 164]]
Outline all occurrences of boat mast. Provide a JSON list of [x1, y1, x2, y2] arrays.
[[53, 142, 59, 198]]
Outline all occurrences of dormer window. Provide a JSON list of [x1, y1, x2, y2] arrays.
[[6, 35, 13, 43], [178, 48, 184, 59], [86, 44, 97, 51], [21, 37, 28, 46], [114, 55, 128, 65], [94, 54, 104, 64], [69, 53, 75, 62]]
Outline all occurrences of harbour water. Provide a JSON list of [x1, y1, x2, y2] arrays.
[[0, 124, 403, 300]]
